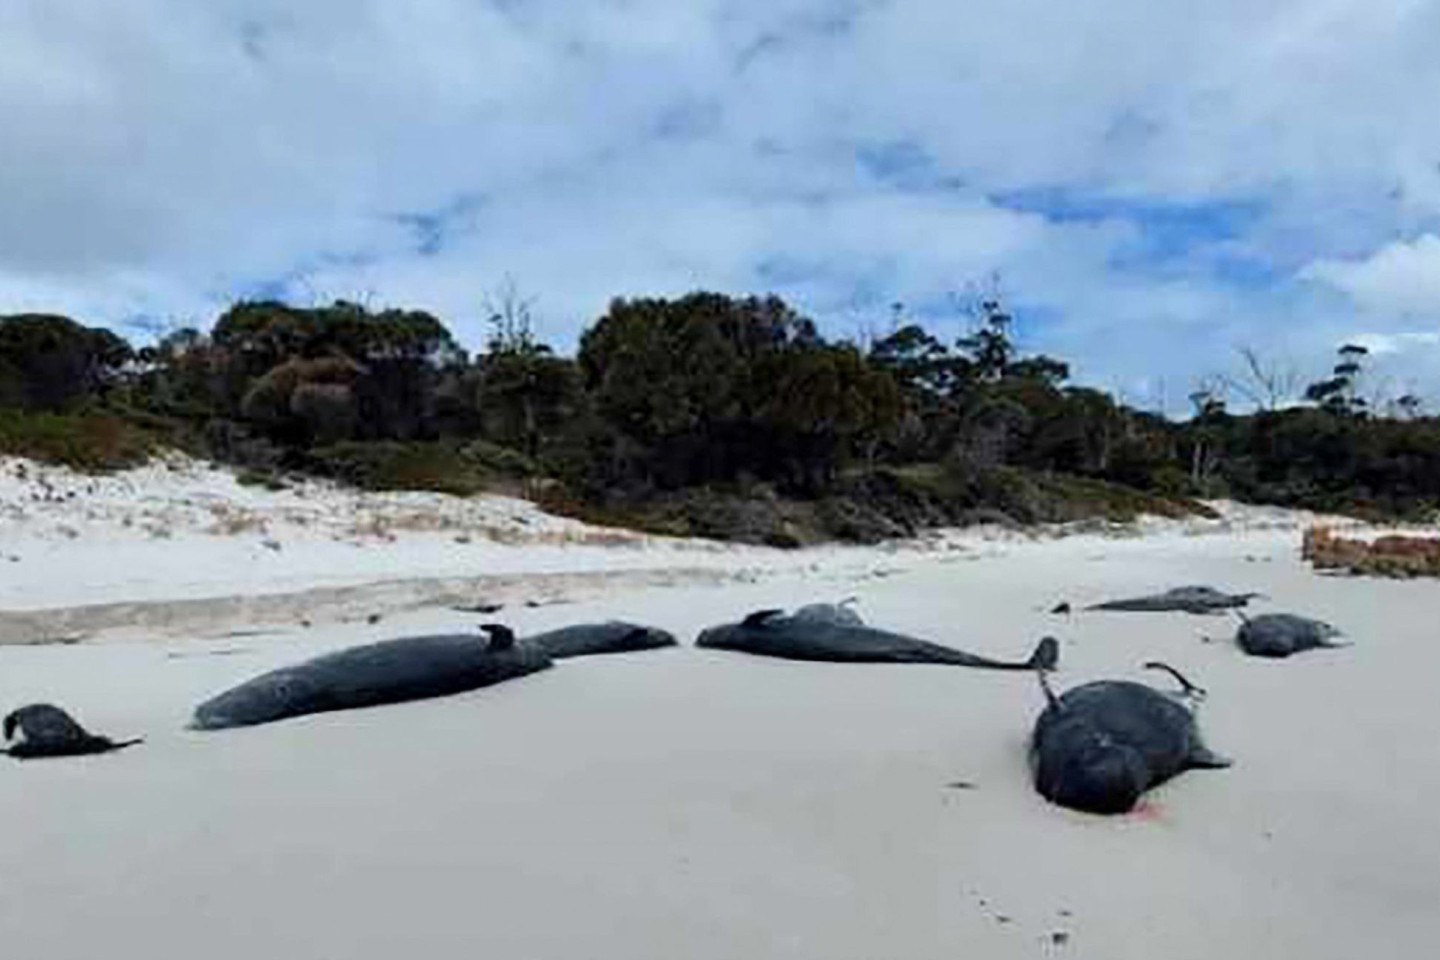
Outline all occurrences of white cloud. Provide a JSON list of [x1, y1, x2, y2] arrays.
[[1303, 234, 1440, 318], [1351, 330, 1440, 356], [2, 0, 1439, 398]]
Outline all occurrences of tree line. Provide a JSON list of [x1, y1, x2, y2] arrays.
[[2, 291, 1437, 542]]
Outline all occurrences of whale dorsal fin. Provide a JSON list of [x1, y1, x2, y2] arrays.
[[479, 623, 517, 650], [742, 609, 785, 628]]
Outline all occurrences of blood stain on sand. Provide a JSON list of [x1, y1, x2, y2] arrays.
[[1130, 799, 1164, 822]]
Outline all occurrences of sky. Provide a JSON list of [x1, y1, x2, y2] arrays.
[[3, 0, 1440, 412]]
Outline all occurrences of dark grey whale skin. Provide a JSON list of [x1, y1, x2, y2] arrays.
[[1029, 673, 1231, 814], [1088, 586, 1261, 615], [696, 610, 1059, 670], [1236, 613, 1347, 658], [792, 602, 865, 627], [190, 634, 552, 731], [527, 622, 678, 659], [3, 704, 142, 759]]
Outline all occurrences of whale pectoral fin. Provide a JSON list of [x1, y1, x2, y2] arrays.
[[1142, 661, 1208, 702], [1188, 743, 1234, 769], [1318, 627, 1352, 648], [742, 609, 785, 628]]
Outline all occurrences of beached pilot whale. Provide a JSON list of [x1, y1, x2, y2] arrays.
[[696, 608, 1059, 670], [190, 624, 552, 730], [3, 704, 143, 759], [1088, 586, 1261, 615], [525, 621, 678, 659], [1029, 662, 1232, 814], [1232, 612, 1350, 658]]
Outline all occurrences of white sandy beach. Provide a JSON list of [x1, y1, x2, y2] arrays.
[[2, 456, 1437, 959]]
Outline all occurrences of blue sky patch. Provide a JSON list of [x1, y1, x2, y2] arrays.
[[392, 195, 485, 258], [995, 187, 1269, 273]]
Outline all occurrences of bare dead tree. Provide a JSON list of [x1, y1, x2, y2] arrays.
[[482, 274, 540, 353], [1221, 345, 1302, 412], [1187, 377, 1228, 484], [840, 298, 894, 352], [1363, 372, 1397, 418]]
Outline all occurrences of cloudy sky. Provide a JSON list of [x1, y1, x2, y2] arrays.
[[3, 0, 1439, 410]]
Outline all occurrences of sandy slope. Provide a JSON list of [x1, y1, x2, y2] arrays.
[[2, 457, 1436, 958]]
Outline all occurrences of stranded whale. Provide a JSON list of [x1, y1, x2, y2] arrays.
[[697, 608, 1059, 670], [1029, 662, 1232, 814], [526, 621, 678, 659], [1233, 612, 1350, 658], [191, 625, 551, 730], [3, 704, 143, 759], [1088, 586, 1261, 615]]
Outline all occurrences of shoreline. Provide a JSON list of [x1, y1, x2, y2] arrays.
[[1, 452, 1383, 620]]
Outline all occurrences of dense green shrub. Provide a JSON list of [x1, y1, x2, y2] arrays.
[[0, 409, 154, 471]]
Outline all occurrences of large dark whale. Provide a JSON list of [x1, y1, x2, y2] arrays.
[[527, 621, 678, 659], [696, 608, 1059, 670], [1088, 586, 1261, 614], [3, 704, 143, 759], [190, 625, 551, 731], [1234, 612, 1349, 658], [1029, 662, 1232, 814]]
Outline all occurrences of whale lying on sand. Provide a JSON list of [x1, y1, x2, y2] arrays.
[[1029, 662, 1231, 814], [527, 621, 678, 659], [191, 625, 551, 731], [1234, 612, 1349, 658], [1089, 586, 1261, 614], [3, 704, 143, 759], [696, 608, 1059, 670]]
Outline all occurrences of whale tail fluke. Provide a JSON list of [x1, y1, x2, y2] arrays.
[[1143, 660, 1208, 702], [1029, 636, 1061, 673]]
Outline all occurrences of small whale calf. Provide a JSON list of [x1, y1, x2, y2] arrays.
[[1089, 586, 1261, 615], [526, 621, 678, 659], [1234, 612, 1349, 658], [3, 704, 143, 759], [1029, 662, 1231, 814], [697, 607, 1059, 670], [191, 625, 552, 730]]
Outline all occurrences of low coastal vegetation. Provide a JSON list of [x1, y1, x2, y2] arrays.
[[1303, 526, 1440, 578], [1, 292, 1436, 544]]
